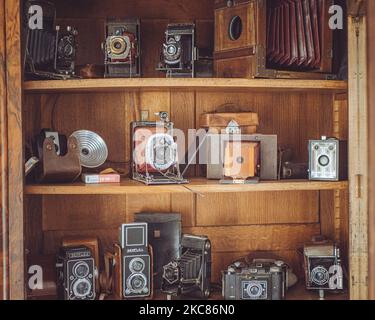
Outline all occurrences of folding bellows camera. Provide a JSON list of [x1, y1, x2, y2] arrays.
[[25, 1, 78, 79], [162, 234, 211, 299]]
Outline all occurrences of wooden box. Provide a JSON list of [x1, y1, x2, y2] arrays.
[[214, 0, 333, 79]]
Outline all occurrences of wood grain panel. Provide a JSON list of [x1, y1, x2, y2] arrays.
[[211, 250, 304, 283], [42, 195, 127, 231], [25, 196, 43, 255], [126, 193, 171, 223], [183, 224, 320, 252], [141, 20, 168, 77], [52, 0, 214, 20], [171, 193, 195, 227], [170, 90, 196, 176], [138, 91, 171, 121], [5, 0, 24, 300], [368, 0, 375, 300], [43, 229, 118, 255], [0, 0, 7, 300], [196, 191, 319, 226]]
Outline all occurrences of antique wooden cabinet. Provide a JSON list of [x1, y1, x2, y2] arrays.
[[0, 0, 372, 300]]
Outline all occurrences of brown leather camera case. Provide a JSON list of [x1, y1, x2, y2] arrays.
[[36, 137, 82, 183]]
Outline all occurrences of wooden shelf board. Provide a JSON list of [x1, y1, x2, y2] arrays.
[[25, 178, 349, 195], [23, 78, 348, 93]]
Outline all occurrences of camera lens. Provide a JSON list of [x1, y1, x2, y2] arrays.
[[311, 266, 330, 286], [129, 258, 145, 273], [72, 278, 92, 298], [127, 273, 147, 292], [167, 44, 177, 56], [73, 261, 90, 278], [318, 155, 330, 167], [63, 44, 74, 57], [110, 37, 127, 55], [246, 282, 263, 299]]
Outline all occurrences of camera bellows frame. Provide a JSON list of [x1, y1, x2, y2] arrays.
[[71, 130, 108, 169]]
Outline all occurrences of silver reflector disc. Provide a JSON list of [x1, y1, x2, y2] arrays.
[[71, 130, 108, 168]]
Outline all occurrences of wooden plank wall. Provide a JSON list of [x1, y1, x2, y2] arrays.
[[22, 89, 347, 281], [5, 0, 24, 300], [367, 0, 375, 300], [0, 0, 6, 301]]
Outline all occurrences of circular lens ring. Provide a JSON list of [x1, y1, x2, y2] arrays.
[[73, 261, 90, 278], [311, 266, 330, 286], [72, 278, 92, 298], [109, 36, 127, 55], [246, 282, 263, 298], [318, 155, 330, 167], [129, 258, 145, 273], [126, 273, 147, 293]]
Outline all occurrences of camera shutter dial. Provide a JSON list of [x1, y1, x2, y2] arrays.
[[163, 38, 182, 65], [311, 266, 330, 286]]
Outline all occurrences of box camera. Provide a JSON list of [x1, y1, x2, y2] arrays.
[[157, 23, 197, 78], [132, 112, 188, 185], [222, 259, 287, 300], [56, 246, 96, 300], [103, 18, 141, 78], [162, 234, 211, 299], [25, 1, 78, 79], [120, 223, 151, 298], [308, 136, 347, 181], [303, 239, 343, 298]]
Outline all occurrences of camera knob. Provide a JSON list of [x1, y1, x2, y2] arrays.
[[274, 260, 285, 267]]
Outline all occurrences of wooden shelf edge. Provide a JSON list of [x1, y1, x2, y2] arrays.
[[24, 179, 349, 195], [23, 78, 348, 93]]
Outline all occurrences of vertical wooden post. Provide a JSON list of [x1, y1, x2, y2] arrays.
[[367, 0, 375, 301], [0, 0, 8, 301], [348, 6, 368, 300], [5, 0, 24, 299]]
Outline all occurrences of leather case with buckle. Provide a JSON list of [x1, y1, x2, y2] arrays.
[[36, 136, 82, 183]]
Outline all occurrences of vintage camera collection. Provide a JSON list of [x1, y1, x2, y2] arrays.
[[25, 0, 344, 80], [43, 220, 344, 300], [25, 0, 348, 301]]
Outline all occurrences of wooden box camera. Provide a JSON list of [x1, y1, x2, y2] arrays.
[[214, 0, 334, 79]]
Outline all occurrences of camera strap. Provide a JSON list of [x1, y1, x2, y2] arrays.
[[98, 251, 115, 300]]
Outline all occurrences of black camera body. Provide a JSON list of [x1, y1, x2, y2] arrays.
[[25, 1, 78, 79], [157, 23, 197, 78], [120, 223, 151, 298], [56, 246, 96, 300], [104, 18, 141, 78], [303, 241, 343, 293], [162, 234, 211, 298], [222, 260, 287, 300], [55, 26, 78, 75]]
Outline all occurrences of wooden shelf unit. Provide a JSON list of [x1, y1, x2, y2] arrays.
[[23, 78, 348, 93], [2, 0, 367, 301]]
